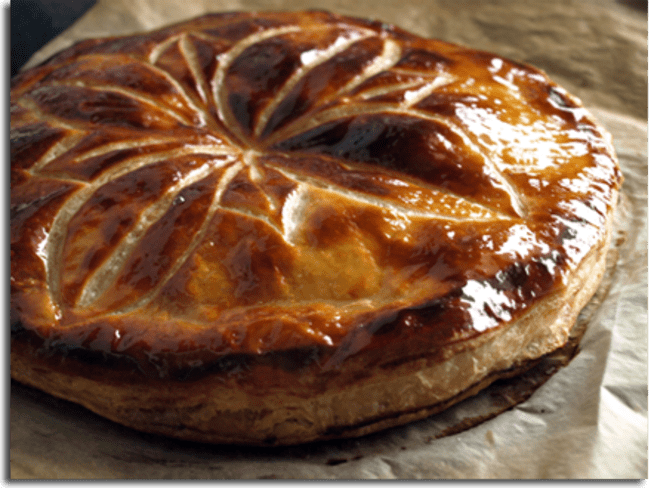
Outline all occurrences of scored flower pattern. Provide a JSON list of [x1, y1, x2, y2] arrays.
[[11, 11, 617, 329]]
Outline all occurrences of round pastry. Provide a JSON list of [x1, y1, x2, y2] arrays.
[[11, 10, 622, 445]]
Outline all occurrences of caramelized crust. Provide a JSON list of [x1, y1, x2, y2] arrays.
[[11, 11, 622, 444]]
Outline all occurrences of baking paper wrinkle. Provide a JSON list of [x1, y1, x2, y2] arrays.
[[11, 0, 647, 479]]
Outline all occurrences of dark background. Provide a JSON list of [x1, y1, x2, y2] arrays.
[[11, 0, 96, 76]]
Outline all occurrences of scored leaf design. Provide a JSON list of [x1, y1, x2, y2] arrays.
[[12, 12, 538, 318]]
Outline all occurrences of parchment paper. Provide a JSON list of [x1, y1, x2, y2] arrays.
[[10, 0, 648, 479]]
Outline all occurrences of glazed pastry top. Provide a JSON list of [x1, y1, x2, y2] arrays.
[[10, 11, 622, 376]]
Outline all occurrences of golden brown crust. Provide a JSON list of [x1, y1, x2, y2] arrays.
[[10, 213, 613, 445], [10, 11, 622, 444]]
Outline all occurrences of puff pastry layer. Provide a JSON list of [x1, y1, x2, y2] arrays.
[[11, 11, 622, 445]]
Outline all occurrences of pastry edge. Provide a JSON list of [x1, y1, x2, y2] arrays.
[[10, 200, 616, 446]]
